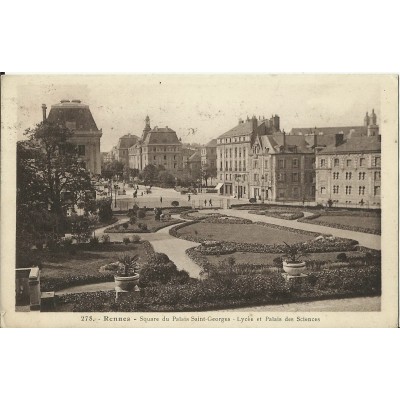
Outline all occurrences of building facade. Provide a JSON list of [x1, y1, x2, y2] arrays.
[[45, 99, 102, 174], [129, 116, 183, 173], [315, 134, 381, 207], [116, 134, 139, 166], [216, 115, 281, 197]]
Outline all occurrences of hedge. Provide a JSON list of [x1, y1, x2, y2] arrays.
[[249, 210, 305, 220]]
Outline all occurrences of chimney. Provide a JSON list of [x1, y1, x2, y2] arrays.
[[335, 133, 344, 147], [251, 115, 258, 131], [283, 129, 286, 150], [313, 133, 318, 150], [42, 104, 47, 122]]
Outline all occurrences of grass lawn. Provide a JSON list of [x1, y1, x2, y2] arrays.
[[105, 212, 182, 233], [205, 251, 365, 267], [40, 242, 151, 291], [178, 222, 313, 244], [316, 215, 381, 230]]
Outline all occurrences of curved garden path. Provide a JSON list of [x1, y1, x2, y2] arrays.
[[93, 216, 202, 278], [198, 209, 380, 250]]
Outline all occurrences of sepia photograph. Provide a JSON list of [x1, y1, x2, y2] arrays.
[[1, 74, 398, 327]]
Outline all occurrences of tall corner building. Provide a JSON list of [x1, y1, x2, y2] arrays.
[[45, 99, 102, 174]]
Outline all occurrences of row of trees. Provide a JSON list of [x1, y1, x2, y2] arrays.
[[101, 160, 217, 187]]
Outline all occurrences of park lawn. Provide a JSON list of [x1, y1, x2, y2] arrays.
[[178, 222, 313, 244], [316, 215, 381, 230], [205, 251, 366, 267], [40, 242, 151, 291], [105, 212, 182, 233]]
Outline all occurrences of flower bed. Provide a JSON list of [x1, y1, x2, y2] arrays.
[[57, 264, 381, 312], [298, 213, 381, 235], [249, 210, 305, 220], [194, 242, 236, 255]]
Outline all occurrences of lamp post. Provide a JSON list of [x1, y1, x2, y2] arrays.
[[261, 175, 265, 203], [114, 184, 119, 208]]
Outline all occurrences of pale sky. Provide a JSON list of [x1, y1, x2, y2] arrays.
[[11, 75, 383, 152]]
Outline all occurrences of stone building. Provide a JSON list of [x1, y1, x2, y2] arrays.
[[315, 134, 381, 207], [186, 151, 202, 180], [115, 134, 139, 166], [129, 116, 182, 173], [249, 133, 316, 202], [216, 115, 281, 196], [45, 99, 102, 174]]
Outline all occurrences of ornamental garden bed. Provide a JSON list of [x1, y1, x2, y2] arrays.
[[298, 212, 381, 235], [249, 210, 304, 220], [104, 212, 183, 233], [55, 264, 381, 312], [38, 240, 154, 292]]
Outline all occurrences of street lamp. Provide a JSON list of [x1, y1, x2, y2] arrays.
[[261, 175, 265, 203], [114, 184, 119, 208]]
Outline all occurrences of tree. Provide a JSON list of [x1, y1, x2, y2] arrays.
[[101, 160, 124, 180], [18, 122, 93, 236], [129, 168, 140, 179], [202, 163, 217, 186], [97, 198, 113, 223], [158, 171, 175, 187], [142, 164, 158, 185]]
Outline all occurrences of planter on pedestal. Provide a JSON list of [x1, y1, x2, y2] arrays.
[[114, 273, 140, 291], [282, 261, 306, 276]]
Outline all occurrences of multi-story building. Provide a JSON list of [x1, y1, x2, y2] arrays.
[[315, 133, 381, 207], [186, 151, 202, 180], [216, 115, 281, 197], [201, 139, 217, 169], [115, 134, 139, 166], [249, 133, 316, 202], [45, 99, 102, 174], [129, 116, 183, 173]]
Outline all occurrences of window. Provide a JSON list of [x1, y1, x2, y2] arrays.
[[374, 186, 380, 196], [359, 186, 365, 195], [153, 156, 156, 160], [321, 186, 326, 194], [374, 157, 381, 167], [265, 159, 268, 168], [320, 159, 326, 167], [234, 148, 237, 157], [333, 185, 339, 194], [293, 187, 299, 196], [358, 172, 366, 180], [243, 161, 246, 171], [346, 159, 352, 167], [239, 161, 241, 171], [278, 159, 285, 169], [374, 171, 381, 180], [346, 172, 352, 180], [345, 186, 352, 195], [254, 160, 258, 169], [153, 147, 156, 152], [229, 149, 232, 158], [225, 161, 228, 170], [77, 145, 85, 156], [254, 174, 259, 181], [220, 174, 223, 180], [292, 172, 299, 182], [234, 161, 237, 171], [220, 161, 223, 171], [225, 174, 228, 180], [278, 172, 285, 182], [333, 172, 339, 179], [359, 158, 365, 167], [334, 158, 339, 167], [239, 149, 242, 157], [292, 158, 299, 168], [163, 155, 166, 160]]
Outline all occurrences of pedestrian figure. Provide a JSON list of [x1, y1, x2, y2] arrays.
[[204, 199, 207, 207], [209, 199, 212, 207], [188, 194, 191, 201], [160, 196, 163, 204], [141, 192, 143, 196]]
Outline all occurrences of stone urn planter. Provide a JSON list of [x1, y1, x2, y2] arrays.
[[282, 261, 306, 276], [114, 254, 140, 292], [282, 241, 307, 276], [114, 273, 140, 291]]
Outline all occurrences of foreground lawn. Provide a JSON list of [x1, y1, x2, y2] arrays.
[[40, 242, 151, 292], [177, 222, 313, 244]]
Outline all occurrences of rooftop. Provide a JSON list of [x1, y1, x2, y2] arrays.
[[319, 136, 381, 154]]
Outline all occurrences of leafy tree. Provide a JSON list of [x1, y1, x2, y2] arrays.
[[158, 170, 175, 187], [142, 164, 158, 185], [97, 198, 113, 223], [18, 122, 93, 237], [129, 168, 140, 179], [202, 163, 217, 186], [101, 160, 124, 180]]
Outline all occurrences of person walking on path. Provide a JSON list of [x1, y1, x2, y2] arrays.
[[204, 199, 207, 207], [209, 199, 212, 207], [160, 196, 163, 204], [188, 194, 191, 201]]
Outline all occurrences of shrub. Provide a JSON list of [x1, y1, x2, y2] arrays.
[[171, 200, 179, 207], [97, 198, 113, 223], [137, 210, 146, 218], [89, 236, 99, 246], [101, 234, 110, 244], [123, 237, 130, 245], [249, 198, 256, 203], [131, 235, 140, 243], [138, 222, 148, 231], [122, 222, 129, 229], [336, 252, 348, 261], [129, 216, 136, 225], [273, 256, 283, 266]]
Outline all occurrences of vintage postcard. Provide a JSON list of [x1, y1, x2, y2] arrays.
[[1, 74, 398, 327]]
